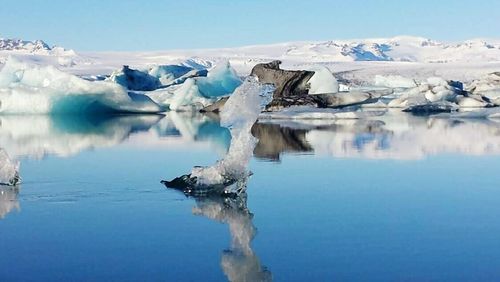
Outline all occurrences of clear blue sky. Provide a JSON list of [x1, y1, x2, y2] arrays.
[[1, 0, 499, 51]]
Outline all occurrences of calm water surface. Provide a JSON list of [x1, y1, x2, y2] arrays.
[[1, 112, 500, 281]]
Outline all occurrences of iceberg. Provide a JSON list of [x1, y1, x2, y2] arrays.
[[150, 61, 242, 111], [108, 64, 209, 91], [162, 77, 274, 192], [0, 149, 20, 186], [0, 57, 161, 114], [189, 77, 273, 187], [107, 65, 161, 91], [148, 65, 208, 86], [467, 72, 500, 106]]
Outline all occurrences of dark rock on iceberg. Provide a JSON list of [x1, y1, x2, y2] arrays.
[[251, 60, 314, 98], [250, 60, 330, 110]]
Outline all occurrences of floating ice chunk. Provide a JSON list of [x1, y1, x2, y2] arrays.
[[0, 57, 161, 114], [0, 149, 20, 186], [307, 66, 339, 94], [190, 77, 274, 186], [374, 75, 417, 88], [456, 96, 489, 108], [386, 76, 465, 109], [467, 72, 500, 105]]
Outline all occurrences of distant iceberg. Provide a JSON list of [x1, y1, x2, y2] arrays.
[[148, 61, 242, 111], [0, 57, 161, 114]]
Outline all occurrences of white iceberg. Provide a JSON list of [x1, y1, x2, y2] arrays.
[[467, 72, 500, 106], [148, 64, 207, 86], [387, 77, 461, 108], [0, 57, 161, 114]]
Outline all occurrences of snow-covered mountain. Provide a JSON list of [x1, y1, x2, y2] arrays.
[[0, 38, 81, 66], [0, 38, 78, 56], [2, 36, 500, 81], [209, 36, 500, 63], [0, 38, 52, 53]]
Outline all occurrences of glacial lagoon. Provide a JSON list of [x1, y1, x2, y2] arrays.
[[1, 112, 500, 281]]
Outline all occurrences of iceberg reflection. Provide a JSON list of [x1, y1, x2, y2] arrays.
[[0, 113, 232, 160], [0, 114, 163, 159], [165, 183, 272, 282], [0, 186, 19, 219], [254, 113, 500, 160]]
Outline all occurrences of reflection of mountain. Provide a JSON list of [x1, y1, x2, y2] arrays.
[[0, 186, 19, 219], [255, 113, 500, 160]]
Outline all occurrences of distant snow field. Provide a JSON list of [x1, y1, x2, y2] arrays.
[[2, 36, 500, 83]]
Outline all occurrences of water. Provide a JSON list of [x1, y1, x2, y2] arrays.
[[1, 112, 500, 281]]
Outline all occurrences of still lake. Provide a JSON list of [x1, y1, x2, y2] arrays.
[[1, 112, 500, 281]]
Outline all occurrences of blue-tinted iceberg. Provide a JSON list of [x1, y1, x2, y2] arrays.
[[108, 64, 209, 91], [148, 65, 208, 86], [0, 57, 161, 114], [108, 65, 161, 91], [149, 61, 242, 111]]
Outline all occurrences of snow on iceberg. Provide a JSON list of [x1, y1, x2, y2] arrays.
[[307, 66, 339, 94], [0, 149, 20, 186], [0, 57, 161, 114]]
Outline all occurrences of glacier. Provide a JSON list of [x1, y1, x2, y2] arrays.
[[0, 57, 161, 114]]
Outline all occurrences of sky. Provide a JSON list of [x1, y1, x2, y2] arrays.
[[0, 0, 499, 51]]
